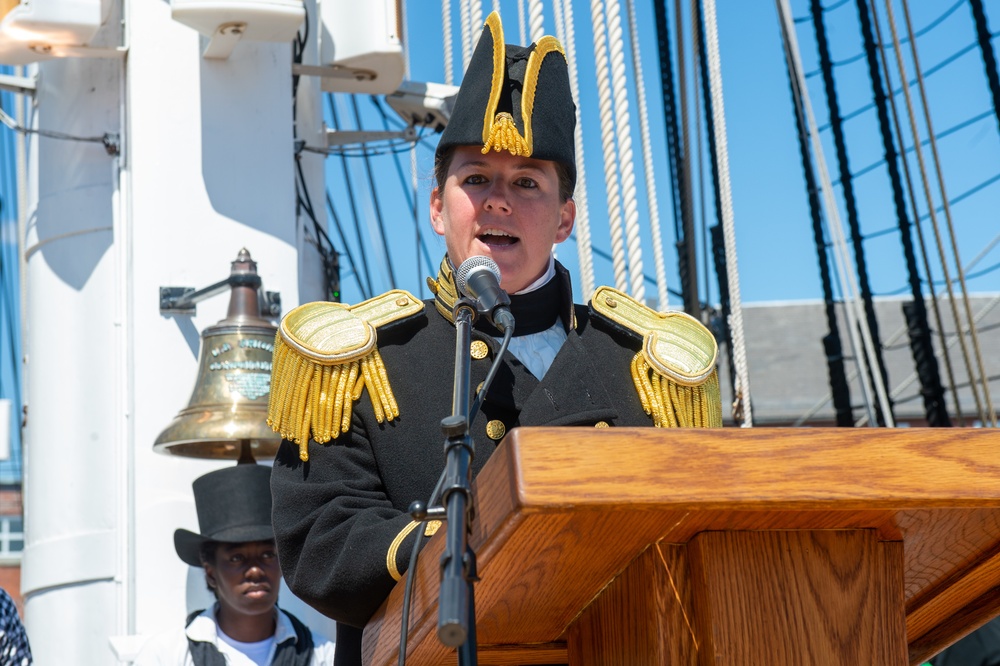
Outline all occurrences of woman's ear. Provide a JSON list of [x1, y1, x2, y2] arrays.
[[429, 186, 446, 237], [554, 198, 576, 243]]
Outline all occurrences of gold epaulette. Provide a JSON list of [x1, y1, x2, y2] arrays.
[[267, 290, 424, 461], [591, 286, 723, 428]]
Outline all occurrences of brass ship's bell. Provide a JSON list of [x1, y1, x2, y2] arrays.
[[154, 249, 281, 461]]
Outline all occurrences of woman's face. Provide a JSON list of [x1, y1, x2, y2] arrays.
[[430, 146, 575, 293]]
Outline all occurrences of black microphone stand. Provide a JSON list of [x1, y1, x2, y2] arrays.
[[431, 296, 481, 664]]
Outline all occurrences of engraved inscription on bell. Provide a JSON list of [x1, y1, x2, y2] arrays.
[[202, 332, 275, 401]]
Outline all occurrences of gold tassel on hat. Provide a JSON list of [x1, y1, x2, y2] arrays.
[[267, 291, 424, 461], [591, 286, 723, 429], [483, 112, 531, 156]]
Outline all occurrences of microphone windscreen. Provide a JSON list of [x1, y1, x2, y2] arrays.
[[455, 256, 502, 296]]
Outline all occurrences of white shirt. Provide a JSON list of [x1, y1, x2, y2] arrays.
[[504, 322, 567, 379], [500, 256, 568, 379], [216, 631, 275, 666], [133, 604, 337, 666]]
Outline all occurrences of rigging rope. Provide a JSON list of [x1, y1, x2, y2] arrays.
[[800, 0, 966, 75], [459, 0, 472, 73], [694, 0, 737, 412], [369, 97, 436, 293], [604, 0, 645, 302], [677, 0, 700, 317], [867, 5, 965, 424], [854, 0, 947, 426], [890, 0, 997, 426], [652, 1, 689, 307], [782, 8, 854, 427], [869, 0, 974, 423], [796, 295, 1000, 426], [553, 0, 597, 298], [969, 0, 1000, 137], [528, 0, 544, 43], [350, 95, 397, 288], [692, 4, 712, 310], [777, 0, 886, 427], [327, 95, 374, 298], [442, 0, 455, 85], [888, 296, 1000, 419], [590, 0, 628, 292], [517, 0, 527, 48], [699, 0, 753, 426], [323, 191, 362, 299], [469, 0, 483, 46], [627, 0, 668, 309], [811, 0, 894, 426]]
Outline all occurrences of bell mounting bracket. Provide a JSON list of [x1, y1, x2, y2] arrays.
[[159, 278, 281, 317]]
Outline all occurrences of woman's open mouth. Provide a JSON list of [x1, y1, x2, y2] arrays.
[[478, 229, 519, 247]]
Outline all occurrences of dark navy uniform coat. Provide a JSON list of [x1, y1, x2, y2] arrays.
[[271, 269, 663, 664]]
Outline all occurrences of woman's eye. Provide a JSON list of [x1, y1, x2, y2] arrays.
[[515, 178, 537, 189], [464, 174, 487, 185]]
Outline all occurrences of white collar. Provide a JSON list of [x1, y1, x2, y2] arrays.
[[513, 255, 556, 295], [185, 603, 298, 646]]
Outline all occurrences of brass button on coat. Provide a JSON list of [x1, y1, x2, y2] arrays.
[[470, 340, 489, 359], [486, 420, 506, 440], [594, 421, 610, 428]]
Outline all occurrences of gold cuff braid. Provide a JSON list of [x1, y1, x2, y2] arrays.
[[387, 521, 421, 582]]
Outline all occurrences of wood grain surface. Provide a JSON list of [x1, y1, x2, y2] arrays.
[[362, 427, 1000, 666]]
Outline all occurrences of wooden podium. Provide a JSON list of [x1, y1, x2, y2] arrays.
[[362, 428, 1000, 665]]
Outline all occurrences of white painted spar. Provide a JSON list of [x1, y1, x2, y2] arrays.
[[18, 0, 337, 660]]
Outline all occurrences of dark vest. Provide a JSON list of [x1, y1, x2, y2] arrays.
[[184, 608, 314, 666]]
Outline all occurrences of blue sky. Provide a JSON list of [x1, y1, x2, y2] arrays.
[[326, 0, 1000, 307], [3, 1, 1000, 476]]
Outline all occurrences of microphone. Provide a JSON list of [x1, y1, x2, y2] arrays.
[[455, 256, 515, 334]]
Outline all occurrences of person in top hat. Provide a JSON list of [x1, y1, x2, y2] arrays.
[[133, 463, 336, 666], [267, 11, 722, 665]]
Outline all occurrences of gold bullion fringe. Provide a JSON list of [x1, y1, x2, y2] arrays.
[[482, 112, 531, 157], [267, 334, 400, 461], [630, 353, 723, 428], [429, 257, 460, 324]]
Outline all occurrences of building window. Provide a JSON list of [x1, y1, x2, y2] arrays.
[[0, 514, 23, 562]]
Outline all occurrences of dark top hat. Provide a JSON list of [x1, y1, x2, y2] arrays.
[[173, 463, 275, 567], [435, 11, 577, 192]]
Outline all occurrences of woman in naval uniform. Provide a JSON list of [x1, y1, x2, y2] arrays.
[[267, 12, 722, 665]]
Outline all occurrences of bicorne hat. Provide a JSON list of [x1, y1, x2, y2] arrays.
[[173, 463, 274, 567], [435, 11, 577, 192]]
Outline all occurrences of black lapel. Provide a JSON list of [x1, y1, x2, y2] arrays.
[[517, 330, 621, 426]]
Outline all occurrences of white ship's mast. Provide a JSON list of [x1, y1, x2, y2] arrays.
[[9, 0, 408, 661]]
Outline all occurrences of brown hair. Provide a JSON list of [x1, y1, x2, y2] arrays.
[[434, 146, 575, 202]]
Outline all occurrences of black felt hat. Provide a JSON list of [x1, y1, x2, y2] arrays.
[[173, 463, 274, 567], [436, 11, 577, 192]]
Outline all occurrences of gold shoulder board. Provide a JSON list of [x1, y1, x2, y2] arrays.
[[591, 286, 722, 428], [267, 290, 424, 460]]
